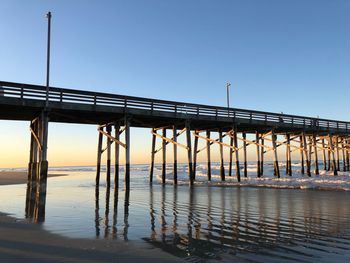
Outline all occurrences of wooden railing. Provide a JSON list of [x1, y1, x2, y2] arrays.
[[0, 81, 349, 131]]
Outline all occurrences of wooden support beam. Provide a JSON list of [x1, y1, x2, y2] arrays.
[[272, 130, 280, 178], [186, 122, 194, 185], [302, 133, 311, 177], [263, 136, 301, 153], [193, 130, 199, 180], [299, 135, 304, 174], [335, 136, 340, 171], [195, 132, 236, 150], [206, 130, 211, 181], [114, 122, 120, 190], [322, 139, 327, 171], [26, 120, 39, 218], [29, 127, 42, 151], [35, 111, 49, 221], [149, 128, 156, 183], [308, 136, 312, 174], [260, 136, 264, 176], [125, 118, 130, 189], [106, 125, 112, 188], [162, 128, 166, 184], [346, 139, 350, 171], [229, 134, 233, 177], [98, 128, 126, 148], [243, 132, 247, 177], [342, 139, 346, 171], [313, 134, 319, 175], [219, 130, 225, 181], [152, 130, 188, 150], [196, 133, 229, 154], [238, 136, 273, 151], [96, 127, 103, 185], [155, 128, 186, 154], [327, 138, 331, 171], [173, 126, 178, 184], [233, 128, 240, 182], [329, 135, 338, 175], [256, 131, 261, 177], [286, 134, 291, 176]]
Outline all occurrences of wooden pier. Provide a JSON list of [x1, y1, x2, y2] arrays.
[[1, 80, 350, 200]]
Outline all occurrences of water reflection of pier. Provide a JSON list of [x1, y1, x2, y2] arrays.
[[24, 179, 350, 261], [25, 173, 46, 223], [89, 185, 350, 261]]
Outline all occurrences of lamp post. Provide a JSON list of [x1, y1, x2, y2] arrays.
[[226, 81, 231, 116], [226, 81, 231, 109], [45, 11, 52, 107]]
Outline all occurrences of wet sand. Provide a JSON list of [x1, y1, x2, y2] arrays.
[[0, 172, 182, 262], [0, 171, 67, 185], [0, 213, 181, 263]]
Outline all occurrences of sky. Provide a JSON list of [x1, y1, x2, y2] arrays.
[[0, 0, 350, 168]]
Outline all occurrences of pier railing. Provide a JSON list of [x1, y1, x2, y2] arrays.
[[0, 81, 349, 131]]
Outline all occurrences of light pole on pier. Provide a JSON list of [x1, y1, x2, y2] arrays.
[[226, 81, 231, 108], [226, 81, 231, 110], [45, 11, 52, 107]]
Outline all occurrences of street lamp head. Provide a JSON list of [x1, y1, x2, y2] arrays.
[[46, 11, 52, 19]]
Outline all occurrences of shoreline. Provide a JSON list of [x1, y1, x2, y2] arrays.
[[0, 212, 181, 263], [0, 171, 67, 186]]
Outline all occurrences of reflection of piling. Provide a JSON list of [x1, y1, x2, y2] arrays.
[[112, 189, 119, 238], [104, 186, 111, 238], [123, 189, 130, 241], [149, 186, 156, 240], [95, 186, 100, 238]]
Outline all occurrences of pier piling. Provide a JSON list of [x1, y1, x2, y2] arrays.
[[219, 130, 225, 181], [206, 130, 211, 181], [173, 126, 178, 184], [243, 132, 248, 177]]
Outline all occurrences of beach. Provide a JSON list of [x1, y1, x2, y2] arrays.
[[0, 212, 181, 263], [0, 171, 66, 185], [0, 171, 182, 263]]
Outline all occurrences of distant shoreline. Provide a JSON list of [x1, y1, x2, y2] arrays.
[[0, 171, 67, 186]]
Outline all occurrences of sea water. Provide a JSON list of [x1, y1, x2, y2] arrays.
[[1, 162, 350, 262]]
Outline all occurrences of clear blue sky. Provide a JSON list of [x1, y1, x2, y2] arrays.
[[1, 0, 350, 167]]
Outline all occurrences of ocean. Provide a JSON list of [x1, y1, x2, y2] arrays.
[[1, 162, 350, 262]]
